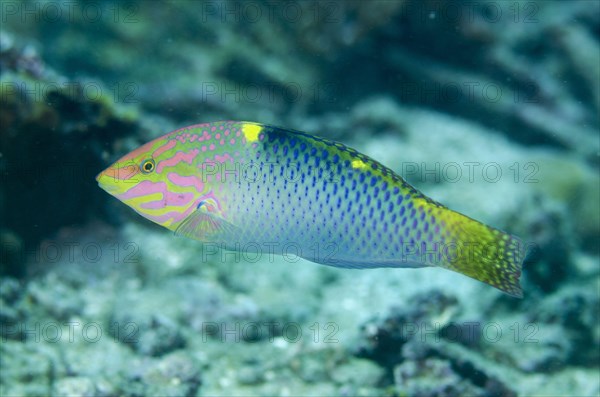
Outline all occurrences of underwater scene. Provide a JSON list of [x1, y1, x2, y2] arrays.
[[1, 1, 599, 396]]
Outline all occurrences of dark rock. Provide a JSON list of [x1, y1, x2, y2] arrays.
[[119, 353, 201, 397], [26, 274, 84, 321], [54, 377, 97, 397], [109, 311, 186, 357], [521, 203, 572, 294], [356, 290, 458, 369], [0, 277, 25, 340], [394, 358, 484, 397], [530, 286, 600, 367], [0, 34, 139, 278]]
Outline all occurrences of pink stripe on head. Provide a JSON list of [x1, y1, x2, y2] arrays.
[[167, 173, 205, 193], [152, 139, 177, 158], [121, 180, 167, 200], [140, 198, 165, 209], [156, 149, 200, 173], [139, 191, 194, 209], [165, 191, 194, 206]]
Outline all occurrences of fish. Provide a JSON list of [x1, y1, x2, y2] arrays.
[[97, 121, 525, 297]]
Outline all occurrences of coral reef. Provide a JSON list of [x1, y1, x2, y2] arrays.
[[1, 1, 598, 396]]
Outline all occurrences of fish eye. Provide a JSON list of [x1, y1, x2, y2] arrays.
[[140, 159, 155, 174]]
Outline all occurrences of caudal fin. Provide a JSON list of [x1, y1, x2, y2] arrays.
[[437, 209, 525, 298]]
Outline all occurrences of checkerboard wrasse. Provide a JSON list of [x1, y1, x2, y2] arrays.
[[97, 121, 525, 297]]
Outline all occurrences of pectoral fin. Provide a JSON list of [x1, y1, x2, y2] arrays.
[[175, 200, 238, 241]]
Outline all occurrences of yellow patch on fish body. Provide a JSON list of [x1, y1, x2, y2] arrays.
[[351, 159, 367, 169], [242, 123, 263, 142]]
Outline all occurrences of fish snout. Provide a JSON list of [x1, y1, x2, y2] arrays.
[[96, 163, 138, 193], [96, 168, 119, 193]]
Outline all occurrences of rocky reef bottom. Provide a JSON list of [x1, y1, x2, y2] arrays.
[[1, 103, 598, 396]]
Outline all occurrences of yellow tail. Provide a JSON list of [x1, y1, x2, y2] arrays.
[[437, 208, 525, 298]]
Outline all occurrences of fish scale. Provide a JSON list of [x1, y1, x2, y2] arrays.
[[232, 124, 442, 264], [97, 121, 525, 297]]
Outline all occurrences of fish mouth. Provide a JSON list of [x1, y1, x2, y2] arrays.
[[96, 167, 130, 193], [96, 170, 119, 193], [96, 162, 139, 193]]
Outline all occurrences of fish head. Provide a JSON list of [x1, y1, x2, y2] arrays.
[[96, 131, 209, 231]]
